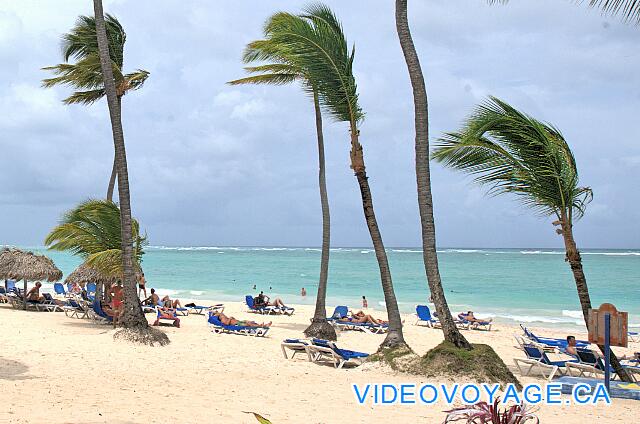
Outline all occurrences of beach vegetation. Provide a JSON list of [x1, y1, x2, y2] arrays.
[[42, 13, 149, 202], [229, 22, 336, 341], [394, 0, 472, 350], [252, 3, 407, 349], [432, 96, 633, 382], [444, 397, 539, 423]]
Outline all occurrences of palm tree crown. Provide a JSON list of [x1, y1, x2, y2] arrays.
[[44, 199, 146, 278], [42, 14, 149, 105], [432, 96, 592, 221], [488, 0, 640, 24]]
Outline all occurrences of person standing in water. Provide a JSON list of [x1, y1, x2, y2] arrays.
[[362, 296, 368, 308], [301, 287, 307, 297]]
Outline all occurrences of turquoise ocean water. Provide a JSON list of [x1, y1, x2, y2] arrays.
[[16, 246, 640, 329]]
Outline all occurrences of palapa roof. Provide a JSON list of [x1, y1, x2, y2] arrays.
[[64, 262, 119, 285], [0, 248, 63, 282]]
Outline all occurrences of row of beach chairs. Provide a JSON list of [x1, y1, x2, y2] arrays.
[[513, 326, 640, 382]]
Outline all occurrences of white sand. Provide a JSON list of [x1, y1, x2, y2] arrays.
[[1, 300, 638, 423]]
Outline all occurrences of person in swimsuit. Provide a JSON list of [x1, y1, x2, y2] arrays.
[[161, 295, 182, 309], [26, 282, 44, 302], [138, 272, 147, 300], [214, 311, 271, 327], [340, 310, 387, 325], [154, 307, 180, 327], [257, 292, 287, 308], [108, 283, 124, 327], [142, 288, 160, 306], [460, 311, 492, 324]]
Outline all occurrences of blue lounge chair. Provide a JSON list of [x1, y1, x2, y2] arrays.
[[53, 283, 69, 298], [207, 311, 269, 337], [281, 338, 310, 359], [40, 293, 64, 312], [63, 299, 89, 319], [245, 295, 278, 315], [86, 283, 97, 296], [415, 305, 440, 327], [629, 332, 639, 343], [6, 280, 16, 293], [90, 300, 113, 323], [154, 308, 180, 327], [513, 344, 577, 381], [520, 325, 589, 348], [186, 304, 224, 315], [306, 339, 369, 369], [327, 305, 349, 321], [458, 313, 492, 331], [566, 349, 640, 382]]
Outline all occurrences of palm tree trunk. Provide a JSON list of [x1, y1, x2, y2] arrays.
[[395, 0, 471, 349], [560, 214, 632, 382], [106, 157, 117, 202], [93, 0, 147, 330], [304, 90, 336, 340], [350, 127, 405, 348]]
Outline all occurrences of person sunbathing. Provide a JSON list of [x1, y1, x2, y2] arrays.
[[154, 307, 181, 328], [341, 310, 387, 325], [214, 311, 271, 327], [460, 311, 492, 323], [255, 291, 288, 309], [26, 282, 45, 302], [161, 295, 182, 309]]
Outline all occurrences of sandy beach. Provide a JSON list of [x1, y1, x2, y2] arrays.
[[1, 300, 637, 423]]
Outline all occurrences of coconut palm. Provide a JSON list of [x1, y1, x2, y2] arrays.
[[488, 0, 640, 24], [229, 44, 336, 340], [259, 4, 406, 348], [42, 14, 149, 202], [432, 96, 632, 382], [44, 200, 146, 278], [91, 0, 154, 335], [395, 0, 471, 349]]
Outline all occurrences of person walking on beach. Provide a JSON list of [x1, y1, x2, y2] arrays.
[[301, 287, 307, 297], [108, 283, 124, 327], [362, 296, 368, 308], [138, 272, 147, 299]]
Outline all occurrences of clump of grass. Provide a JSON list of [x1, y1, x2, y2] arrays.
[[369, 343, 418, 371], [414, 342, 521, 389]]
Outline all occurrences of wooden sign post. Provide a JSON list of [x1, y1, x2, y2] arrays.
[[588, 303, 628, 392]]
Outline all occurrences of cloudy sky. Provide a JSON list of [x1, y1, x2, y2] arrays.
[[1, 0, 638, 249]]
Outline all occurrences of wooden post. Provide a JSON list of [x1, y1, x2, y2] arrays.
[[23, 279, 27, 310]]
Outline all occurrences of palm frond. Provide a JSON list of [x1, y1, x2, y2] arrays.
[[61, 14, 126, 67], [488, 0, 640, 24], [122, 69, 150, 93], [258, 6, 364, 124], [63, 88, 106, 105], [433, 96, 592, 221], [45, 200, 145, 277]]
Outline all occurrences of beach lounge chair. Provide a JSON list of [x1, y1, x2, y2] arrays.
[[415, 305, 440, 327], [153, 307, 181, 327], [326, 305, 349, 321], [245, 295, 294, 315], [53, 283, 69, 298], [63, 299, 89, 319], [458, 313, 492, 331], [89, 300, 113, 323], [305, 339, 369, 369], [281, 338, 311, 360], [207, 311, 269, 337], [186, 304, 224, 315], [39, 293, 64, 312], [513, 344, 575, 381], [520, 324, 589, 349], [566, 349, 640, 382], [629, 332, 639, 343], [86, 283, 97, 296], [334, 319, 389, 334]]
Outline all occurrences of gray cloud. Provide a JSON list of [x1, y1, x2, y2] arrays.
[[0, 0, 638, 248]]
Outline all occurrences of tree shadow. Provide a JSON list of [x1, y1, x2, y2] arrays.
[[0, 357, 32, 381]]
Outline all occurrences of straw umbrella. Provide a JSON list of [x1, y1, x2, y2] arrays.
[[0, 248, 63, 310], [65, 262, 122, 300]]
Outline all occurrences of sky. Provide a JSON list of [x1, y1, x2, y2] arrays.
[[0, 0, 638, 249]]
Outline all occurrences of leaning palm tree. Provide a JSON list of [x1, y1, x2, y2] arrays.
[[91, 0, 162, 343], [42, 14, 149, 202], [260, 4, 406, 348], [395, 0, 471, 349], [432, 96, 633, 382], [488, 0, 640, 24], [229, 45, 336, 340], [44, 200, 146, 280]]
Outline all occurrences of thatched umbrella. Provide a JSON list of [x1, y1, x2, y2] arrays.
[[65, 262, 119, 286], [0, 248, 63, 310]]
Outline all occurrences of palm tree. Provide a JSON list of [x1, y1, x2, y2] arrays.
[[260, 4, 406, 348], [44, 200, 146, 279], [229, 44, 336, 340], [432, 96, 633, 382], [42, 14, 149, 202], [92, 0, 152, 335], [395, 0, 471, 349], [488, 0, 640, 24]]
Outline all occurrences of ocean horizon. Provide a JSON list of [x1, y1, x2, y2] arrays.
[[8, 244, 639, 330]]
